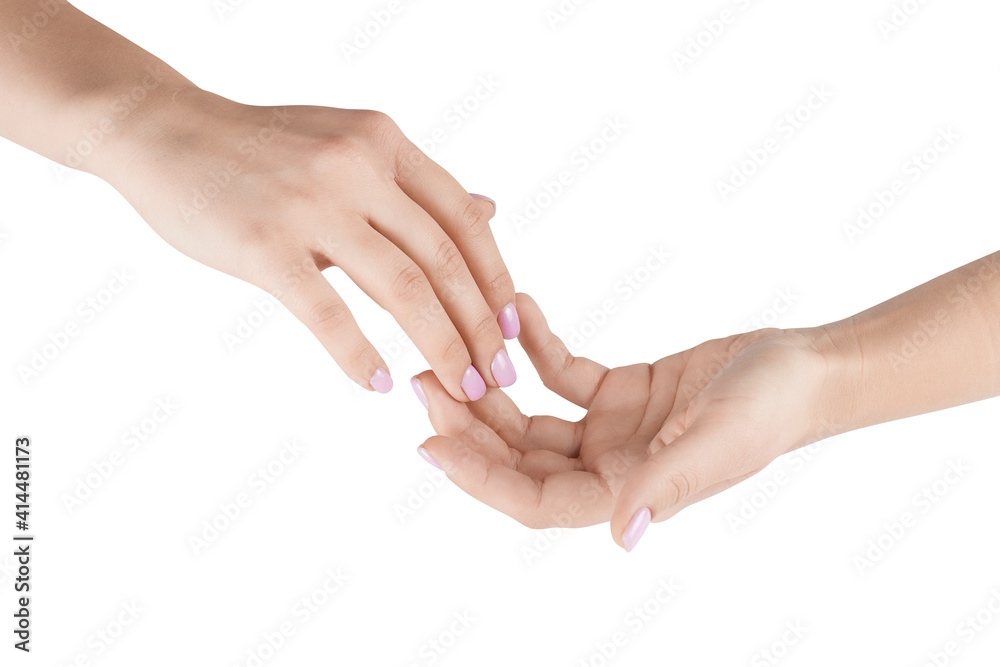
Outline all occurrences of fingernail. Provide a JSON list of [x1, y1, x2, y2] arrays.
[[491, 349, 517, 387], [369, 368, 393, 394], [623, 507, 651, 552], [498, 302, 520, 339], [417, 446, 442, 470], [461, 365, 487, 401], [470, 193, 495, 208], [410, 377, 429, 410]]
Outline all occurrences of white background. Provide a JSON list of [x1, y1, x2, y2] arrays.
[[3, 0, 1000, 665]]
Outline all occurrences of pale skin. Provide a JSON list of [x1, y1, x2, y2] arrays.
[[1, 0, 517, 399], [415, 252, 1000, 550]]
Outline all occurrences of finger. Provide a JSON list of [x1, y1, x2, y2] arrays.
[[412, 370, 511, 463], [516, 293, 609, 409], [392, 137, 517, 336], [465, 387, 583, 458], [414, 371, 582, 477], [610, 421, 753, 551], [369, 188, 514, 389], [419, 435, 612, 529], [322, 223, 480, 402], [272, 263, 392, 393]]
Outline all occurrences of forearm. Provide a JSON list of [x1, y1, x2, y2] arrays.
[[0, 0, 195, 177], [808, 251, 1000, 435]]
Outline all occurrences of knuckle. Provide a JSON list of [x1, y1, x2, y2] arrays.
[[439, 334, 467, 363], [432, 239, 466, 281], [456, 198, 487, 236], [310, 135, 371, 175], [344, 338, 374, 372], [358, 109, 398, 138], [307, 297, 351, 332], [661, 468, 701, 505], [483, 270, 515, 301], [391, 265, 430, 303], [471, 312, 499, 341]]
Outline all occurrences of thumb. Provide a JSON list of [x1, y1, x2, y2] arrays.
[[610, 421, 756, 552]]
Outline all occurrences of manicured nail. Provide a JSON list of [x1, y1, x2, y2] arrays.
[[498, 302, 520, 339], [461, 365, 487, 401], [470, 193, 495, 208], [417, 446, 442, 470], [369, 368, 393, 394], [623, 507, 651, 552], [491, 349, 517, 387], [410, 377, 429, 410]]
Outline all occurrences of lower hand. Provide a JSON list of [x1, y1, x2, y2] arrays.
[[413, 293, 840, 550]]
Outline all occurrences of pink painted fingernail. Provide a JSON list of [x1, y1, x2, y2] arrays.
[[410, 377, 429, 410], [623, 507, 651, 552], [498, 302, 520, 339], [369, 368, 393, 394], [417, 446, 442, 470], [491, 349, 517, 387], [470, 193, 495, 208], [461, 365, 487, 401]]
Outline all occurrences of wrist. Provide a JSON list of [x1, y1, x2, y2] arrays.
[[791, 319, 867, 444], [67, 64, 202, 183]]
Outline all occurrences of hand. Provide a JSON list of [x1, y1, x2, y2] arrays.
[[413, 294, 840, 550], [104, 88, 518, 399]]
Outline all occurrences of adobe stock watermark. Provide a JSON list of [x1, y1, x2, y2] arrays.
[[224, 295, 281, 353], [853, 459, 970, 575], [178, 107, 293, 223], [394, 466, 448, 525], [340, 0, 417, 63], [6, 0, 61, 54], [56, 601, 144, 666], [188, 438, 306, 556], [544, 0, 594, 30], [914, 588, 1000, 667], [0, 555, 17, 588], [877, 0, 933, 41], [739, 288, 798, 332], [403, 610, 477, 667], [726, 419, 842, 534], [886, 252, 999, 371], [232, 566, 350, 667], [716, 84, 833, 202], [520, 451, 640, 567], [750, 620, 808, 667], [16, 267, 135, 386], [564, 245, 671, 353], [672, 0, 758, 73], [61, 397, 179, 514], [415, 75, 500, 158], [511, 116, 628, 233], [213, 0, 252, 21], [843, 125, 958, 244], [576, 577, 681, 667]]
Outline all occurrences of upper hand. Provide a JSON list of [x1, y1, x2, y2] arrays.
[[106, 88, 518, 399]]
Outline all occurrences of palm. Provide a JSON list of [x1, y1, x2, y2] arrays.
[[418, 295, 827, 534]]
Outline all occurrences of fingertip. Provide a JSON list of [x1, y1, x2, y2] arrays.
[[621, 506, 652, 552], [369, 367, 393, 394], [461, 365, 487, 401], [416, 445, 442, 470], [410, 376, 429, 410], [498, 302, 520, 339], [469, 193, 496, 215]]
